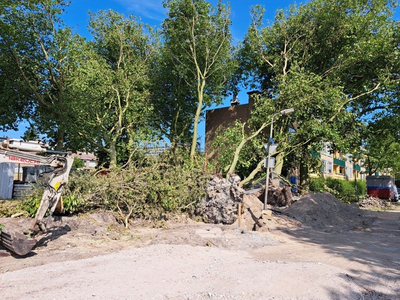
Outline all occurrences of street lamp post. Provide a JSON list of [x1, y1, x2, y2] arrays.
[[264, 108, 295, 211]]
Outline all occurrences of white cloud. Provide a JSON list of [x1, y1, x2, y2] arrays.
[[116, 0, 166, 21]]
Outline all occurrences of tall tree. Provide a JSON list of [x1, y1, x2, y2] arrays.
[[362, 119, 400, 176], [160, 0, 235, 161], [0, 0, 79, 150], [232, 0, 399, 184], [150, 45, 198, 147], [68, 10, 158, 168]]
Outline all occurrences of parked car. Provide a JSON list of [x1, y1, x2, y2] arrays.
[[394, 186, 399, 202]]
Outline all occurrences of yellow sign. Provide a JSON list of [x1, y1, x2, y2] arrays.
[[54, 182, 61, 190]]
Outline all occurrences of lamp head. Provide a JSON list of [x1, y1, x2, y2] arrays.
[[280, 108, 295, 115]]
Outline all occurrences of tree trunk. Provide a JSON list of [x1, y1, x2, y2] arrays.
[[227, 122, 268, 178], [299, 160, 309, 190], [274, 152, 284, 176], [109, 139, 118, 169], [240, 159, 264, 187], [190, 79, 205, 162], [226, 138, 246, 178], [55, 128, 65, 151]]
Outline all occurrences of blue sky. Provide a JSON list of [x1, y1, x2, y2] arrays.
[[2, 0, 398, 145], [63, 0, 306, 44]]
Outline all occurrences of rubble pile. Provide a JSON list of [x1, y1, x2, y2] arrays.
[[196, 174, 245, 224], [357, 197, 392, 209]]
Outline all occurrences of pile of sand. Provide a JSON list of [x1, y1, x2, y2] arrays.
[[285, 192, 373, 232], [240, 192, 376, 233]]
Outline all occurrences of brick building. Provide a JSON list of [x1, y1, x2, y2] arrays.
[[205, 92, 255, 159]]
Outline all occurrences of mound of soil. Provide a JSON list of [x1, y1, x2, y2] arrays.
[[285, 192, 374, 231]]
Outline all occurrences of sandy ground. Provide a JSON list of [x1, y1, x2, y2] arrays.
[[0, 192, 399, 300]]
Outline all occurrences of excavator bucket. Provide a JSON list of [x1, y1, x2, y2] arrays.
[[0, 229, 37, 256]]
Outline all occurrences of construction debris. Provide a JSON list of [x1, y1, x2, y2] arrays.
[[237, 191, 381, 233], [237, 193, 301, 231], [357, 196, 392, 209]]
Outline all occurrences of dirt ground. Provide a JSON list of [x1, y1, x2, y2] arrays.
[[0, 192, 399, 300]]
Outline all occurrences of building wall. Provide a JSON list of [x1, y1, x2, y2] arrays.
[[73, 152, 98, 169], [205, 93, 255, 158], [317, 146, 365, 181]]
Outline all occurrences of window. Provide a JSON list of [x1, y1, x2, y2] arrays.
[[322, 160, 332, 174], [339, 166, 345, 175]]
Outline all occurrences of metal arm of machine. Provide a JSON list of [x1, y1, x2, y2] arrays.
[[30, 153, 74, 234], [0, 138, 74, 255]]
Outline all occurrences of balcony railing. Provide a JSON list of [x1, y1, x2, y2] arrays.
[[333, 158, 345, 167]]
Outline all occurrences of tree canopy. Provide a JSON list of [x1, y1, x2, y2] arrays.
[[160, 0, 236, 160], [67, 10, 158, 168], [0, 0, 399, 180], [0, 0, 78, 150], [224, 0, 400, 183]]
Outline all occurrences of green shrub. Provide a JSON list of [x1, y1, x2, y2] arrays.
[[309, 177, 366, 203], [339, 180, 355, 203], [309, 177, 326, 192], [355, 180, 366, 197], [17, 182, 87, 217], [326, 177, 341, 193], [72, 157, 85, 169], [62, 194, 86, 214], [11, 149, 208, 227], [18, 188, 43, 217]]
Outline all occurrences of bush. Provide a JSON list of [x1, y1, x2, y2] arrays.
[[19, 188, 43, 217], [72, 157, 85, 169], [62, 194, 87, 214], [309, 177, 366, 203], [355, 180, 366, 197], [16, 183, 87, 217], [338, 180, 355, 203], [325, 177, 341, 193], [309, 177, 326, 192]]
